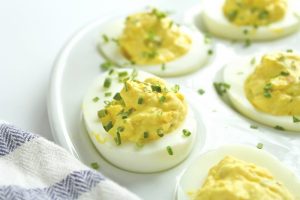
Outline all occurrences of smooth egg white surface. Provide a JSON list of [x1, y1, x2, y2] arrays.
[[98, 18, 212, 77], [176, 145, 300, 200], [202, 0, 300, 41], [82, 69, 197, 173], [223, 55, 300, 132]]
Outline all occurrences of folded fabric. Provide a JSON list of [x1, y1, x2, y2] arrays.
[[0, 122, 141, 200]]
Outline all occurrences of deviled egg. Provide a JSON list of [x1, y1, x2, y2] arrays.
[[223, 51, 300, 132], [202, 0, 300, 40], [177, 145, 300, 200], [98, 8, 212, 77], [82, 68, 197, 172]]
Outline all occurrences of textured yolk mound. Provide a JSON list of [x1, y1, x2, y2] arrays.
[[119, 9, 191, 65], [245, 52, 300, 115], [100, 77, 187, 144], [223, 0, 287, 26], [193, 156, 294, 200]]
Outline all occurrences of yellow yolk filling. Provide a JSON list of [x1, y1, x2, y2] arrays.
[[100, 77, 187, 144], [223, 0, 287, 26], [245, 52, 300, 115], [193, 156, 294, 200], [119, 9, 191, 65]]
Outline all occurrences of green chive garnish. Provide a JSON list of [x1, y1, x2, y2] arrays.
[[244, 39, 251, 47], [256, 143, 263, 149], [113, 92, 122, 101], [102, 34, 109, 43], [138, 97, 144, 105], [208, 49, 213, 55], [182, 129, 191, 137], [93, 97, 99, 102], [97, 109, 107, 118], [263, 83, 272, 98], [105, 92, 112, 97], [151, 85, 162, 93], [100, 61, 113, 71], [161, 63, 166, 71], [157, 129, 164, 137], [144, 131, 149, 138], [214, 82, 230, 96], [198, 89, 205, 95], [166, 146, 173, 155], [171, 84, 180, 93], [103, 121, 113, 132], [103, 77, 112, 88], [280, 71, 290, 76], [118, 71, 128, 78], [159, 96, 166, 103], [250, 125, 258, 129], [90, 162, 100, 170], [293, 116, 300, 123], [286, 49, 293, 53], [115, 131, 121, 145], [274, 125, 285, 131], [250, 57, 256, 65]]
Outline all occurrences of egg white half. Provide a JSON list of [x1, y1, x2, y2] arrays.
[[223, 54, 300, 132], [177, 144, 300, 200], [98, 18, 212, 77], [82, 69, 197, 173], [202, 0, 300, 40]]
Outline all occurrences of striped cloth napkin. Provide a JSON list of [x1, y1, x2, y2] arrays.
[[0, 122, 140, 200]]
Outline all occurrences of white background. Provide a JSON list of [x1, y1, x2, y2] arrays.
[[0, 0, 198, 140]]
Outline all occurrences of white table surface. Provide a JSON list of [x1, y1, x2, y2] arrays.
[[0, 0, 198, 141]]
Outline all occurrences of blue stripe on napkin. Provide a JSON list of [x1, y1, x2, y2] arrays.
[[0, 124, 37, 156], [0, 170, 104, 200]]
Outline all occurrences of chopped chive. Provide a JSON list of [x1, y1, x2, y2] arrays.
[[108, 69, 114, 75], [293, 116, 300, 123], [207, 49, 213, 55], [280, 71, 290, 76], [256, 143, 264, 149], [111, 38, 119, 45], [97, 109, 107, 118], [157, 129, 164, 137], [182, 129, 191, 137], [102, 34, 109, 43], [244, 39, 252, 47], [118, 71, 128, 78], [159, 96, 166, 103], [171, 84, 180, 93], [117, 126, 125, 132], [243, 29, 249, 35], [115, 131, 121, 145], [103, 100, 111, 105], [228, 10, 238, 21], [286, 49, 293, 53], [258, 10, 269, 19], [100, 61, 113, 71], [161, 63, 166, 71], [213, 82, 230, 96], [151, 85, 162, 93], [120, 108, 135, 119], [263, 83, 272, 98], [138, 97, 144, 104], [204, 34, 212, 44], [166, 146, 173, 155], [131, 69, 138, 80], [250, 57, 256, 65], [90, 162, 100, 170], [144, 131, 149, 138], [274, 125, 285, 131], [198, 89, 205, 95], [151, 8, 167, 19], [103, 121, 113, 132], [113, 92, 122, 101], [250, 124, 258, 129], [93, 97, 99, 102], [103, 77, 112, 88], [124, 82, 128, 91], [105, 92, 112, 97], [168, 21, 173, 28]]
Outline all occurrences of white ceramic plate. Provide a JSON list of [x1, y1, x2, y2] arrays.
[[48, 5, 300, 200]]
